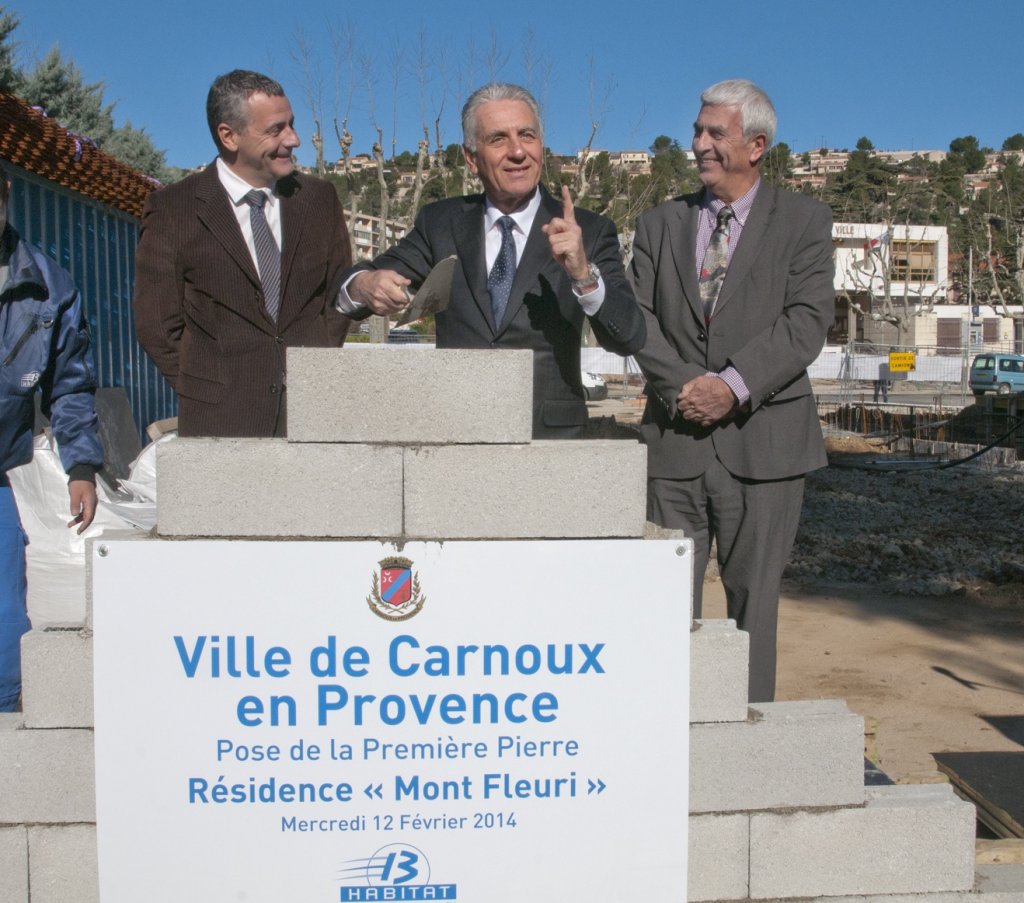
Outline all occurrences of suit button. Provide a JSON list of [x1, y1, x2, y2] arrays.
[[269, 384, 279, 394], [697, 332, 706, 342], [276, 336, 284, 344]]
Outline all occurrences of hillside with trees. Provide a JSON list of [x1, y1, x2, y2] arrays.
[[2, 1, 1020, 302]]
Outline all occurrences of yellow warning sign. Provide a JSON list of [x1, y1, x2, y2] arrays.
[[888, 351, 916, 372]]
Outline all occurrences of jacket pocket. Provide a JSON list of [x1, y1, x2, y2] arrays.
[[3, 314, 54, 395], [177, 371, 225, 404], [3, 314, 54, 367]]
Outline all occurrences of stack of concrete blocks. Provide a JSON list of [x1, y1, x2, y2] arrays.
[[2, 345, 1023, 902]]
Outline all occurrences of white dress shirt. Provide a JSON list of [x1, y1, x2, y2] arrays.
[[216, 158, 283, 277], [337, 187, 604, 315]]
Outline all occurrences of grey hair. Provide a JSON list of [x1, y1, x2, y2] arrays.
[[206, 70, 286, 151], [700, 79, 776, 147], [461, 83, 543, 151]]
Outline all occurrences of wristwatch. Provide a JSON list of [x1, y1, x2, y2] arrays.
[[571, 262, 601, 294]]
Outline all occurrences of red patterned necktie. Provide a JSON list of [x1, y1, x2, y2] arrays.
[[699, 205, 734, 324]]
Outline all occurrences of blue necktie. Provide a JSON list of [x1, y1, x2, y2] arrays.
[[244, 189, 281, 323], [487, 215, 517, 327]]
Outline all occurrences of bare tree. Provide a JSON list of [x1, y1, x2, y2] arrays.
[[328, 22, 357, 176], [290, 26, 327, 176], [969, 163, 1024, 319], [573, 58, 613, 202], [403, 30, 444, 220]]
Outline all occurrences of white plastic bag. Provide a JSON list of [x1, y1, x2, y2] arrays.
[[8, 433, 147, 624], [100, 432, 176, 530]]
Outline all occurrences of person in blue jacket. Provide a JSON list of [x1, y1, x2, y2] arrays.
[[0, 164, 103, 711]]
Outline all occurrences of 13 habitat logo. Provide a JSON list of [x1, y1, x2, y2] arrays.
[[337, 843, 457, 901]]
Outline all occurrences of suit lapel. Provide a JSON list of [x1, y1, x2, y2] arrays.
[[195, 166, 273, 333], [714, 183, 774, 315], [497, 188, 557, 336], [277, 176, 306, 330], [452, 196, 493, 331], [669, 195, 703, 324]]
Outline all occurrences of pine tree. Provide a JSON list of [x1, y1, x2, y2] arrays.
[[1, 15, 179, 182], [0, 5, 21, 93], [21, 47, 116, 146]]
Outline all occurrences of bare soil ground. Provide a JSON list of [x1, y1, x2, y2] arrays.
[[591, 392, 1024, 790], [704, 581, 1024, 785]]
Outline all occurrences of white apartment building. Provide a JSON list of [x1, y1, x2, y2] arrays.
[[831, 222, 1022, 351], [611, 151, 652, 173], [873, 149, 946, 166], [345, 211, 409, 261], [834, 222, 948, 295], [832, 222, 949, 345]]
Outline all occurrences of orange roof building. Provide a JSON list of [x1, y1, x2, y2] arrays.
[[0, 91, 159, 218], [1, 91, 174, 435]]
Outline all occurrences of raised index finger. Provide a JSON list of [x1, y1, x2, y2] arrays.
[[560, 185, 577, 223]]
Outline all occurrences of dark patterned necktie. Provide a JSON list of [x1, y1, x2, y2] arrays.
[[699, 205, 734, 324], [244, 189, 281, 322], [487, 215, 517, 326]]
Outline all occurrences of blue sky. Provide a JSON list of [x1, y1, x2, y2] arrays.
[[9, 0, 1024, 170]]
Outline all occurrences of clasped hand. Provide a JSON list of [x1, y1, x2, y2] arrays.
[[677, 376, 738, 427]]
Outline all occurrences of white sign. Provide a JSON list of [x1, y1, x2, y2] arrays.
[[93, 539, 691, 903]]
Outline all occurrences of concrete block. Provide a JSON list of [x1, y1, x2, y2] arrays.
[[749, 784, 976, 898], [288, 347, 533, 444], [21, 628, 93, 728], [688, 813, 748, 902], [28, 825, 99, 903], [690, 700, 864, 813], [0, 827, 28, 903], [690, 619, 748, 723], [403, 441, 647, 538], [0, 710, 24, 728], [157, 439, 403, 537], [976, 864, 1024, 899], [0, 728, 95, 823], [754, 894, 992, 903], [751, 866, 1024, 903]]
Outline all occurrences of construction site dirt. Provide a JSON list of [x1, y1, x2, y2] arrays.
[[589, 385, 1024, 808]]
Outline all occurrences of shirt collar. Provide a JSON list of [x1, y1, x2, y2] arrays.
[[484, 187, 541, 235], [702, 179, 760, 227], [216, 157, 279, 208]]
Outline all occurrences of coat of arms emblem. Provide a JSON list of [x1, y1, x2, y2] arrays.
[[367, 556, 425, 621]]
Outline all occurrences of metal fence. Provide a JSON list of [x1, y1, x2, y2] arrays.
[[809, 342, 975, 385], [7, 166, 175, 438]]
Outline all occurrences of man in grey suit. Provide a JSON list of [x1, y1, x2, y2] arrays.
[[630, 80, 834, 702], [341, 82, 644, 438]]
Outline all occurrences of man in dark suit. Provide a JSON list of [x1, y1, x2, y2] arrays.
[[340, 82, 644, 438], [134, 70, 352, 437], [630, 80, 834, 702]]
